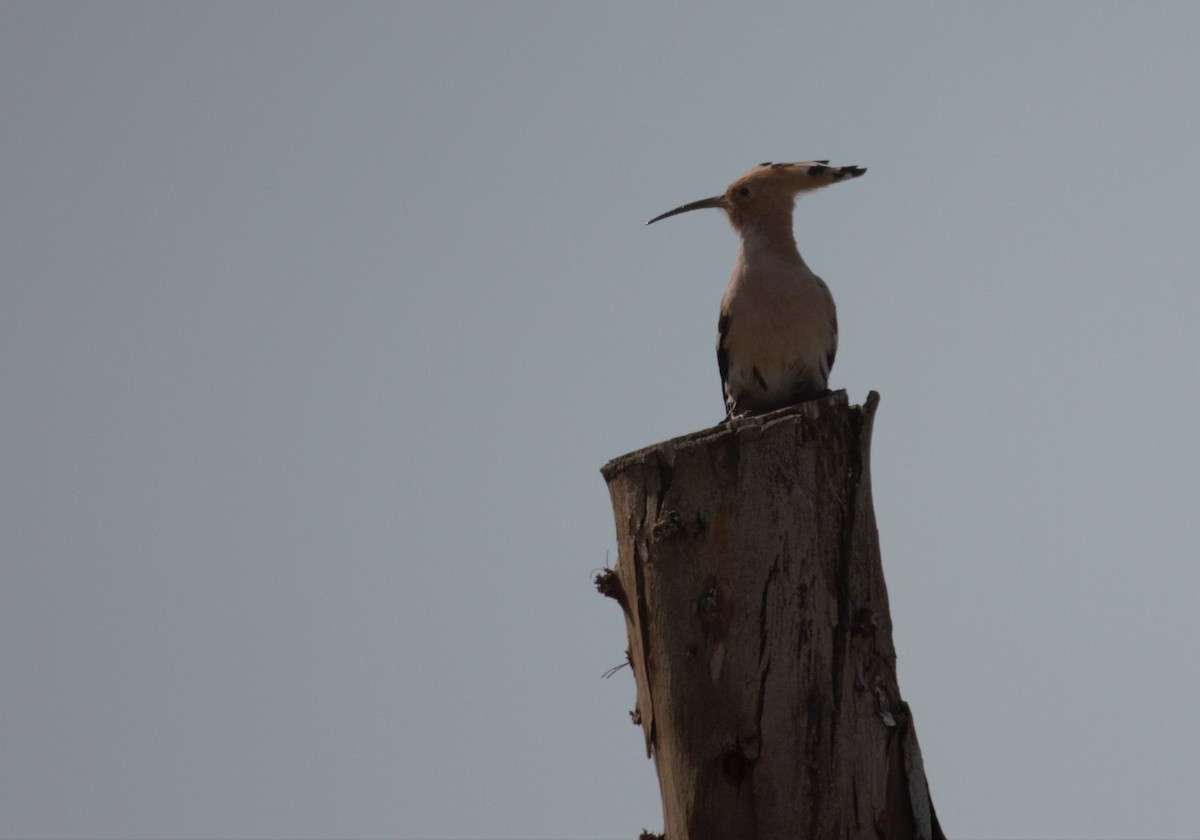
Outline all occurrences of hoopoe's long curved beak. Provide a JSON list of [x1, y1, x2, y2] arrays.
[[646, 195, 727, 225]]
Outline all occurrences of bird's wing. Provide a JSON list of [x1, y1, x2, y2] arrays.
[[717, 312, 735, 416]]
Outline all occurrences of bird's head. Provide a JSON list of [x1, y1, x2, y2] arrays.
[[647, 161, 866, 233]]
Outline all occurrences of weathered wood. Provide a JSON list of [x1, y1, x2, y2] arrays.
[[599, 391, 943, 840]]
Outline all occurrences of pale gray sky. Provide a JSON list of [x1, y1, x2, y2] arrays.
[[2, 3, 1197, 838]]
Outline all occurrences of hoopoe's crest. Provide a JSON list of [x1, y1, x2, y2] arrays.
[[648, 161, 866, 418]]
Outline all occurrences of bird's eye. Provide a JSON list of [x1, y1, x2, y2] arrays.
[[738, 187, 750, 197]]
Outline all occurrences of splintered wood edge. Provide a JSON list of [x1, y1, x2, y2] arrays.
[[600, 390, 880, 483]]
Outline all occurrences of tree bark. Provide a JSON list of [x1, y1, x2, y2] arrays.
[[598, 391, 944, 840]]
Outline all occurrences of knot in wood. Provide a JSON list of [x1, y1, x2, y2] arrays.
[[721, 745, 753, 782], [851, 602, 879, 636], [651, 508, 683, 541], [697, 586, 719, 616]]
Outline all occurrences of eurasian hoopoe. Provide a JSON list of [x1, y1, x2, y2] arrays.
[[648, 161, 866, 418]]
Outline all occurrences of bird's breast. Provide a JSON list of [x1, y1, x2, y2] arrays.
[[719, 261, 837, 412]]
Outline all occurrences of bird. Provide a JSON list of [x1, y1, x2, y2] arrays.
[[648, 161, 866, 418]]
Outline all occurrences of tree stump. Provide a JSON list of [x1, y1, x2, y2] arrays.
[[598, 391, 944, 840]]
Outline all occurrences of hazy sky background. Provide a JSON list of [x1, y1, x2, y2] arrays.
[[3, 3, 1197, 838]]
